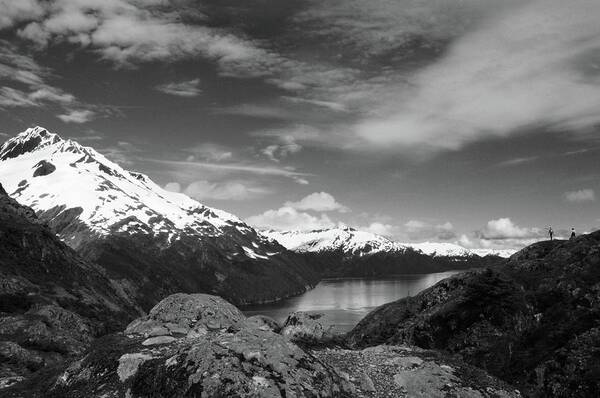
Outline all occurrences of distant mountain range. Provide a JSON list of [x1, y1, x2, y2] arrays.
[[264, 227, 510, 277], [264, 227, 514, 259], [0, 127, 318, 308]]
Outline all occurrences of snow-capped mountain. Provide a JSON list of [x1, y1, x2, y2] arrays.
[[1, 126, 255, 247], [263, 227, 408, 256], [405, 242, 472, 257], [264, 227, 515, 259], [0, 127, 318, 307]]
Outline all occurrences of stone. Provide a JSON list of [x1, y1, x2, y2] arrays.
[[357, 372, 376, 392], [141, 336, 177, 346], [241, 315, 281, 333], [281, 311, 335, 342], [125, 293, 245, 338], [117, 353, 153, 382]]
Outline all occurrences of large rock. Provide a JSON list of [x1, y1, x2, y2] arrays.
[[125, 293, 245, 338], [281, 311, 336, 343], [241, 315, 281, 333], [4, 294, 355, 398], [348, 232, 600, 397]]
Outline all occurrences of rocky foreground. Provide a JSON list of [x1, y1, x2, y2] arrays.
[[4, 293, 519, 397], [0, 184, 141, 388], [348, 233, 600, 397]]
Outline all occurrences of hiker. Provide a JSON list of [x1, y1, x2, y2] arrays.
[[570, 228, 576, 240], [548, 227, 553, 241]]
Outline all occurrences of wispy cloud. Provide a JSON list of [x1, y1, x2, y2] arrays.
[[496, 156, 539, 167], [155, 79, 201, 97], [165, 179, 270, 201], [350, 0, 600, 153], [185, 143, 233, 162], [564, 189, 595, 203], [57, 109, 95, 124], [142, 158, 309, 178], [405, 220, 456, 241], [213, 104, 297, 120]]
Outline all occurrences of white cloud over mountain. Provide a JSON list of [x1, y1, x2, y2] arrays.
[[284, 192, 349, 213], [246, 192, 347, 231], [165, 180, 269, 201]]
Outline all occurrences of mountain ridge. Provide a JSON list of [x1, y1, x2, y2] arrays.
[[0, 126, 319, 308], [264, 227, 515, 259]]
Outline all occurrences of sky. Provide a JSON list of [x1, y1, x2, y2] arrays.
[[0, 0, 599, 250]]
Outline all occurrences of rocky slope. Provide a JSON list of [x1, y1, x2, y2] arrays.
[[0, 127, 318, 308], [265, 227, 506, 277], [347, 233, 600, 397], [4, 293, 520, 397], [0, 183, 140, 388]]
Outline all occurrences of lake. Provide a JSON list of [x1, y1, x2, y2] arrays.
[[241, 270, 460, 333]]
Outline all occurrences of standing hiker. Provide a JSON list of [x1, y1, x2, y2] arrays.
[[548, 227, 553, 241], [570, 228, 576, 240]]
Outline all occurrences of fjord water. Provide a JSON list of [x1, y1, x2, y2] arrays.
[[242, 271, 460, 332]]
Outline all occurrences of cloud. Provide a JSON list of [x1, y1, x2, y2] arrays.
[[246, 206, 334, 231], [496, 156, 539, 167], [181, 180, 269, 201], [459, 217, 550, 251], [246, 192, 347, 230], [351, 0, 600, 153], [360, 222, 400, 238], [261, 141, 302, 162], [0, 0, 45, 29], [185, 143, 233, 162], [8, 0, 286, 78], [293, 177, 309, 185], [155, 79, 201, 97], [57, 109, 95, 124], [478, 218, 542, 240], [143, 158, 308, 179], [98, 140, 140, 166], [284, 192, 349, 212], [564, 189, 595, 203], [404, 220, 456, 241], [214, 104, 296, 120], [0, 41, 94, 121], [164, 182, 181, 193]]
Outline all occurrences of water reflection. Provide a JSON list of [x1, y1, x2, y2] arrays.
[[242, 271, 460, 332]]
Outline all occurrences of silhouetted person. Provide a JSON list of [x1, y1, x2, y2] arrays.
[[570, 228, 576, 240], [548, 227, 553, 241]]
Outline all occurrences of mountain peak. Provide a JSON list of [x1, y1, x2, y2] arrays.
[[0, 126, 63, 160]]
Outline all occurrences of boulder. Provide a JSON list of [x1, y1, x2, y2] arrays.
[[241, 315, 281, 333], [281, 311, 336, 343], [125, 293, 245, 338]]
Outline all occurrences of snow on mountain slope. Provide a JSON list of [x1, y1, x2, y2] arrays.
[[402, 242, 472, 257], [470, 248, 516, 258], [265, 227, 515, 258], [263, 227, 408, 256], [0, 127, 265, 253]]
